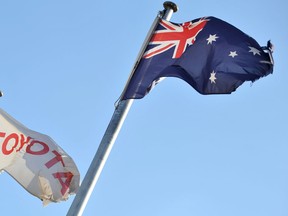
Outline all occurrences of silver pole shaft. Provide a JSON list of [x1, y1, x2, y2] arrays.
[[67, 2, 177, 216], [67, 99, 133, 216]]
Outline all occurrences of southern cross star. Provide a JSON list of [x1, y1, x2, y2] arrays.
[[209, 71, 217, 83], [229, 51, 238, 58], [206, 34, 219, 44], [248, 46, 261, 56]]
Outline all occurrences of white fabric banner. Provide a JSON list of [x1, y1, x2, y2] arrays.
[[0, 108, 80, 205]]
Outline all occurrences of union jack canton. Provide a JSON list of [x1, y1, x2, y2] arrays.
[[122, 16, 274, 100]]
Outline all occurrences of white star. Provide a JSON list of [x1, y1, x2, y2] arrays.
[[206, 34, 219, 44], [209, 71, 217, 84], [248, 46, 261, 56], [229, 51, 238, 58]]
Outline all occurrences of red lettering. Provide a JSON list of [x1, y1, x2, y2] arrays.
[[53, 172, 73, 195], [1, 131, 51, 156], [18, 134, 32, 152], [0, 132, 6, 138], [2, 133, 19, 155], [45, 150, 65, 168], [26, 140, 49, 155]]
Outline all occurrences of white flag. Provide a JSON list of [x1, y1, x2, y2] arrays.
[[0, 108, 80, 205]]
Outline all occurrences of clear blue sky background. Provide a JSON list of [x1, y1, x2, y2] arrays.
[[0, 0, 287, 215]]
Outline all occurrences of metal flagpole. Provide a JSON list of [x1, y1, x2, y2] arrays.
[[67, 2, 178, 216]]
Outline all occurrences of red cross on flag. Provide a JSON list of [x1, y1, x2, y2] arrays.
[[143, 18, 208, 59]]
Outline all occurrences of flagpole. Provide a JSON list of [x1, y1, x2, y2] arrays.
[[67, 2, 178, 216]]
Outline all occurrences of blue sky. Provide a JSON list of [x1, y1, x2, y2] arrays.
[[0, 0, 287, 215]]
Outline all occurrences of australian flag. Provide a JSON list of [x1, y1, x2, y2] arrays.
[[122, 16, 274, 100]]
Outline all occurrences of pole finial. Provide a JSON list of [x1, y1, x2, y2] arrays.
[[163, 1, 178, 13]]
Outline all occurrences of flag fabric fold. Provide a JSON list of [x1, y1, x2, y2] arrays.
[[0, 108, 80, 205], [122, 16, 273, 100]]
